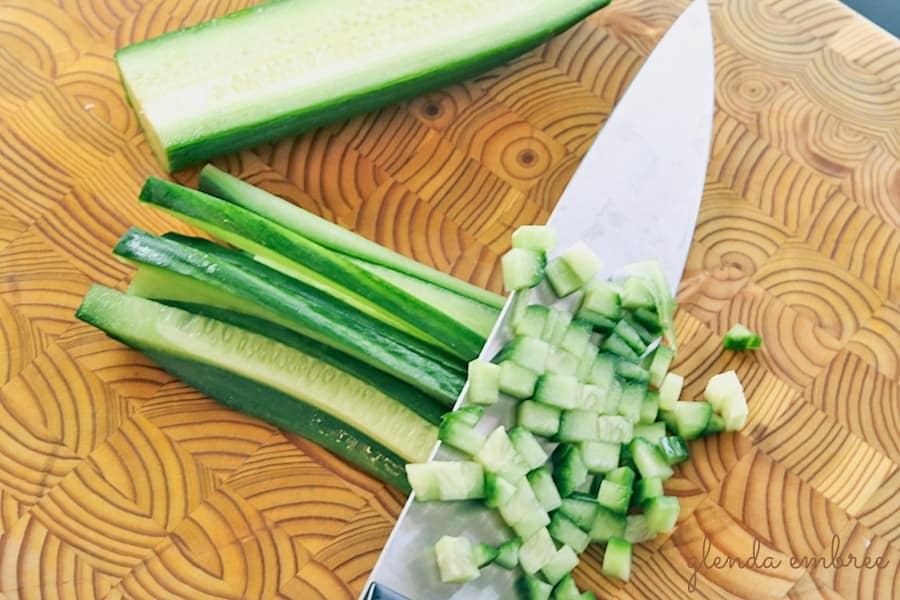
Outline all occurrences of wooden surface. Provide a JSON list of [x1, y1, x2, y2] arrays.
[[0, 0, 898, 598]]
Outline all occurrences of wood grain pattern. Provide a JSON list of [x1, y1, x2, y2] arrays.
[[0, 0, 898, 598]]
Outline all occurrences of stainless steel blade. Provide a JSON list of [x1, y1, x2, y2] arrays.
[[363, 1, 715, 598]]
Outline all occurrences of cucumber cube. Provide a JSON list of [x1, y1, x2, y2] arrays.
[[587, 353, 616, 389], [599, 333, 641, 362], [704, 370, 744, 412], [704, 413, 727, 435], [629, 437, 674, 480], [589, 505, 626, 542], [558, 409, 599, 442], [578, 280, 622, 323], [560, 319, 593, 357], [632, 306, 662, 333], [722, 323, 762, 351], [514, 304, 550, 339], [406, 461, 485, 501], [647, 345, 675, 387], [512, 225, 557, 253], [542, 307, 573, 345], [435, 536, 480, 583], [545, 257, 582, 297], [449, 405, 484, 427], [498, 479, 550, 539], [622, 314, 658, 346], [552, 574, 583, 600], [473, 542, 499, 567], [518, 401, 561, 438], [645, 495, 680, 533], [494, 537, 521, 569], [612, 319, 647, 355], [502, 248, 546, 291], [475, 427, 530, 482], [534, 373, 579, 410], [497, 336, 551, 374], [625, 514, 657, 544], [546, 346, 579, 376], [562, 241, 602, 283], [657, 435, 689, 465], [552, 444, 588, 497], [575, 343, 599, 381], [615, 360, 651, 383], [509, 427, 549, 470], [467, 359, 501, 406], [541, 544, 579, 585], [621, 277, 655, 309], [602, 538, 633, 581], [577, 383, 604, 413], [499, 360, 539, 399], [657, 372, 683, 411], [720, 392, 749, 431], [605, 466, 636, 488], [528, 467, 563, 512], [596, 480, 631, 514], [668, 401, 713, 440], [485, 472, 518, 508], [559, 495, 600, 531], [596, 415, 634, 444], [635, 476, 664, 505], [639, 390, 660, 424], [521, 575, 553, 600], [617, 382, 646, 424], [633, 421, 666, 445], [579, 440, 620, 473], [549, 511, 591, 554], [519, 527, 557, 574], [438, 418, 486, 456]]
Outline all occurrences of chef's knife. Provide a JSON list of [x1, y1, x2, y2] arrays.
[[363, 0, 715, 597]]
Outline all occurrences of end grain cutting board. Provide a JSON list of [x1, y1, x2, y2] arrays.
[[0, 0, 898, 598]]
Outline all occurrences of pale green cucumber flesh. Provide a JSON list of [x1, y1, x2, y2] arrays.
[[198, 164, 506, 309], [139, 177, 483, 360], [115, 228, 465, 405], [76, 286, 439, 487], [116, 0, 611, 171]]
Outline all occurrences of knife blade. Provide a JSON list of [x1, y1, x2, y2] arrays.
[[363, 1, 715, 598]]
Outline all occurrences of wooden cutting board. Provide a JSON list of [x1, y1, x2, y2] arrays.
[[0, 0, 898, 598]]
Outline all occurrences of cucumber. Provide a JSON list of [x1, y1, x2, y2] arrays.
[[548, 512, 591, 554], [512, 226, 557, 253], [502, 248, 547, 291], [406, 461, 485, 501], [602, 538, 632, 582], [476, 427, 531, 483], [657, 372, 683, 411], [722, 323, 762, 351], [579, 440, 620, 474], [199, 165, 505, 310], [589, 506, 626, 543], [467, 359, 501, 406], [519, 528, 557, 575], [528, 467, 563, 512], [635, 477, 664, 505], [541, 545, 579, 585], [118, 228, 465, 405], [140, 177, 483, 360], [76, 286, 434, 490], [558, 410, 599, 443], [435, 536, 480, 583], [509, 427, 550, 471], [645, 496, 680, 533], [518, 401, 561, 438], [495, 537, 522, 569], [559, 495, 600, 531], [117, 0, 611, 172], [514, 305, 551, 339]]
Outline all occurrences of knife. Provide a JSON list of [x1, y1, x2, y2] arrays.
[[363, 1, 715, 597]]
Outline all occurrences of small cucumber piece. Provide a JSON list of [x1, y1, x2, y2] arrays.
[[552, 574, 583, 600], [518, 401, 562, 438], [512, 225, 557, 253], [596, 415, 634, 444], [541, 545, 579, 586], [657, 372, 683, 411], [494, 537, 522, 569], [473, 542, 499, 568], [602, 538, 632, 582], [703, 413, 727, 435], [595, 479, 631, 514], [560, 319, 593, 357], [502, 248, 547, 291], [586, 353, 616, 389], [515, 304, 551, 339], [561, 242, 602, 285], [625, 514, 657, 544], [521, 574, 554, 600], [645, 495, 680, 533], [635, 477, 664, 505], [615, 360, 651, 383], [722, 323, 762, 351], [519, 527, 557, 575], [548, 511, 591, 554], [552, 444, 589, 497], [629, 437, 674, 480], [439, 418, 486, 456], [528, 467, 563, 512], [612, 319, 647, 356], [475, 427, 530, 482], [638, 390, 660, 425], [589, 505, 626, 542], [657, 435, 690, 465], [485, 472, 518, 508], [542, 308, 574, 345], [666, 401, 714, 440], [617, 382, 646, 424], [559, 495, 600, 531], [605, 466, 636, 488], [497, 335, 552, 374], [406, 461, 485, 501], [509, 427, 550, 471], [632, 421, 666, 445], [545, 257, 583, 297], [546, 347, 580, 376], [647, 345, 675, 387], [577, 280, 622, 324], [499, 361, 540, 399], [467, 359, 501, 406], [599, 333, 641, 363], [534, 373, 580, 410], [558, 409, 600, 442], [579, 440, 621, 474], [435, 536, 480, 583], [703, 370, 744, 413], [498, 479, 551, 539]]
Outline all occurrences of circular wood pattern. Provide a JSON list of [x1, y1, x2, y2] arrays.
[[1, 0, 899, 598]]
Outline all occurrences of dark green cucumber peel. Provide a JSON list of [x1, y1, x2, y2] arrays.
[[139, 176, 484, 361], [157, 299, 445, 425], [114, 228, 466, 406], [117, 0, 612, 171], [198, 164, 506, 312]]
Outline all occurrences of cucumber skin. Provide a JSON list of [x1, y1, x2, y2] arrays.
[[116, 0, 611, 171], [75, 292, 411, 491]]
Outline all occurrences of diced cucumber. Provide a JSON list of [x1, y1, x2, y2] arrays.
[[632, 421, 666, 445], [635, 477, 664, 505], [435, 536, 480, 583], [528, 467, 563, 512], [596, 479, 631, 514], [596, 415, 634, 444], [721, 397, 749, 431], [657, 372, 683, 411], [577, 280, 622, 325], [558, 410, 599, 442], [657, 435, 689, 465], [617, 382, 646, 424], [497, 336, 551, 375], [509, 291, 532, 333], [502, 248, 547, 291], [541, 545, 580, 585], [518, 401, 562, 438], [605, 466, 636, 488], [587, 354, 616, 389], [645, 495, 680, 533], [599, 334, 641, 363], [629, 438, 674, 480], [552, 574, 583, 600], [495, 537, 522, 569], [543, 308, 574, 345], [621, 277, 656, 309], [632, 306, 662, 334], [612, 320, 647, 356], [499, 361, 540, 399], [515, 305, 551, 339], [548, 512, 591, 554], [605, 377, 624, 413], [467, 359, 501, 406], [625, 514, 657, 544], [638, 391, 660, 425], [622, 314, 658, 346], [534, 373, 580, 410], [647, 345, 675, 387], [485, 472, 518, 508], [498, 479, 551, 539], [576, 384, 603, 413], [512, 225, 558, 253], [546, 347, 579, 377], [704, 370, 743, 413], [473, 542, 499, 568], [476, 427, 530, 482], [509, 427, 550, 471], [722, 323, 762, 351], [602, 538, 632, 582], [575, 343, 599, 381], [519, 528, 557, 574], [439, 417, 486, 456], [561, 242, 602, 285], [406, 461, 485, 501], [579, 440, 621, 473], [559, 495, 600, 531], [552, 444, 589, 497], [545, 257, 583, 297], [521, 575, 554, 600], [665, 401, 713, 440], [450, 405, 485, 427], [615, 360, 651, 383], [589, 506, 626, 542], [703, 413, 726, 435], [561, 320, 593, 357]]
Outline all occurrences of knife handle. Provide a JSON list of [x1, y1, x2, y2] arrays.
[[364, 582, 414, 600]]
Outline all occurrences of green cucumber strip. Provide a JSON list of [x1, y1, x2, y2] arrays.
[[117, 228, 465, 405], [154, 298, 445, 425], [140, 177, 483, 360], [77, 286, 433, 488], [119, 0, 611, 172], [199, 165, 505, 309]]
